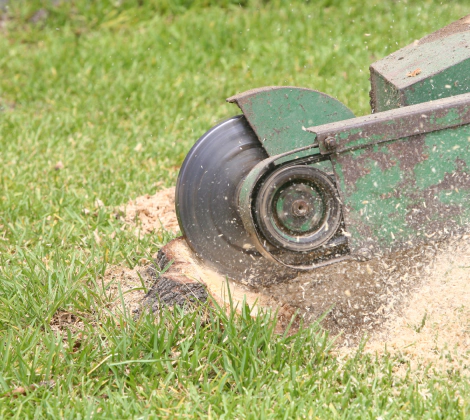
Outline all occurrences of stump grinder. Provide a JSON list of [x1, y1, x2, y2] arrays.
[[175, 15, 470, 284]]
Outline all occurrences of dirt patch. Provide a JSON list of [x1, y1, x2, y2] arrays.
[[122, 187, 179, 236], [101, 264, 156, 315], [50, 310, 87, 334], [260, 245, 437, 346], [0, 11, 9, 32], [50, 264, 156, 333], [110, 187, 470, 371], [0, 97, 16, 112]]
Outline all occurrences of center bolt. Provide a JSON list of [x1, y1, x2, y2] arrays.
[[292, 199, 311, 216]]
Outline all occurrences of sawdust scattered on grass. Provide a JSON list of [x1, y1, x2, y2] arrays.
[[50, 265, 156, 334], [122, 187, 179, 236], [50, 188, 178, 333], [364, 237, 470, 374], [103, 187, 470, 372]]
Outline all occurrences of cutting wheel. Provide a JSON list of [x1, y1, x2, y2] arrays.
[[175, 115, 296, 282]]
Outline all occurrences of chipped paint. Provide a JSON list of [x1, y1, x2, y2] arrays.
[[332, 124, 470, 255]]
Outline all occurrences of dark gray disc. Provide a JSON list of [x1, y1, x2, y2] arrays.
[[175, 115, 297, 284]]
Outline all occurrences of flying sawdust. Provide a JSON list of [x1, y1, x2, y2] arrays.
[[103, 187, 470, 372], [364, 237, 470, 373]]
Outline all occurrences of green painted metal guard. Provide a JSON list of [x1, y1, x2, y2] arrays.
[[232, 15, 470, 266], [227, 86, 355, 158]]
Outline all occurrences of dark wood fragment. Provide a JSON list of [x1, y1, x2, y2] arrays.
[[141, 238, 208, 312]]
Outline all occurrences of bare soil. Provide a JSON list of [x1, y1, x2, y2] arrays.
[[50, 309, 87, 335], [103, 187, 470, 371], [101, 264, 157, 315]]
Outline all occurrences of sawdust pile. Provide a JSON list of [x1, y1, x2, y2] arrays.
[[104, 187, 470, 371], [365, 237, 470, 372], [122, 187, 179, 235]]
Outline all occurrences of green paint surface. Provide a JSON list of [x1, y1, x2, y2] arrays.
[[237, 87, 355, 157], [333, 124, 470, 253], [414, 125, 470, 189], [371, 32, 470, 111], [370, 71, 402, 112], [405, 59, 470, 107]]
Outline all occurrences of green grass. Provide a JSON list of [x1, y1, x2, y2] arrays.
[[1, 0, 469, 417]]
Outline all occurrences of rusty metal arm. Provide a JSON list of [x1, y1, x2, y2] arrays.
[[308, 92, 470, 154]]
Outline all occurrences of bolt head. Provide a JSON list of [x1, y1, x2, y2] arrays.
[[324, 136, 337, 150]]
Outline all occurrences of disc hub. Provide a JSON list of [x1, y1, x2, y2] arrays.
[[254, 165, 342, 252], [275, 184, 323, 234], [291, 199, 311, 217]]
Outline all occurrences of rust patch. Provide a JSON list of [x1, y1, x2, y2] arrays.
[[407, 68, 422, 77], [387, 135, 428, 172], [404, 164, 470, 235]]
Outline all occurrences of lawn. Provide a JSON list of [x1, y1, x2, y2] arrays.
[[0, 0, 469, 418]]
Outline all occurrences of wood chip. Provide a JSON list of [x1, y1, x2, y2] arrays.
[[407, 68, 422, 77]]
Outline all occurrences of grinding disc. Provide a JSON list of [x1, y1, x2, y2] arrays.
[[175, 115, 297, 284]]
